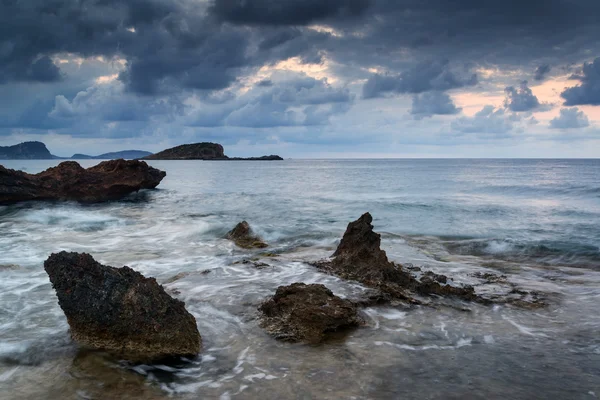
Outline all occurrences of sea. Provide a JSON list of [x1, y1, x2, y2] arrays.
[[0, 158, 599, 399]]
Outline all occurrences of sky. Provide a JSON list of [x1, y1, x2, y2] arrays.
[[1, 0, 600, 158]]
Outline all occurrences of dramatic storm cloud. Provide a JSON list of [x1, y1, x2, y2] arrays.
[[561, 58, 600, 106], [503, 81, 547, 112], [1, 0, 600, 157]]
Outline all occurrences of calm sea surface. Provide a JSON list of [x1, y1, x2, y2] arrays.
[[0, 159, 599, 399]]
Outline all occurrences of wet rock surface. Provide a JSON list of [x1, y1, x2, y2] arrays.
[[0, 159, 166, 204], [44, 252, 201, 361], [226, 221, 269, 249], [315, 213, 477, 302], [259, 283, 363, 343]]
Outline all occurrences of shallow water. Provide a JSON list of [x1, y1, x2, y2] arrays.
[[0, 159, 599, 399]]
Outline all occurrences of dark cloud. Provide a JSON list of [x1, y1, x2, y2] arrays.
[[561, 57, 600, 105], [504, 81, 542, 112], [363, 60, 477, 98], [49, 83, 184, 124], [534, 64, 551, 81], [209, 0, 371, 26], [410, 92, 461, 119], [451, 106, 514, 137], [188, 73, 353, 128], [549, 107, 590, 129]]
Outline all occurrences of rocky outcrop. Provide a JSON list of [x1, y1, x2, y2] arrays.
[[44, 252, 201, 361], [228, 155, 284, 161], [259, 283, 362, 343], [315, 213, 477, 302], [144, 143, 226, 160], [0, 141, 55, 159], [143, 142, 283, 161], [0, 159, 166, 204], [226, 221, 268, 249]]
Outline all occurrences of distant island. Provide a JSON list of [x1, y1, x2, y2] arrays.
[[71, 150, 153, 160], [0, 142, 56, 159], [0, 142, 152, 160], [0, 141, 283, 161], [142, 142, 283, 161]]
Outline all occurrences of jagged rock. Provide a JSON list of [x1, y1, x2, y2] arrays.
[[259, 283, 363, 343], [0, 159, 166, 204], [315, 213, 476, 302], [44, 252, 201, 361], [226, 221, 268, 249]]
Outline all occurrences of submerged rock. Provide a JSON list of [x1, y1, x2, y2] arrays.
[[226, 221, 268, 249], [259, 283, 363, 343], [0, 159, 166, 204], [315, 213, 476, 302], [44, 252, 201, 361]]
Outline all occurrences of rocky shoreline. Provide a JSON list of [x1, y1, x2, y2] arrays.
[[1, 162, 549, 359], [37, 213, 549, 358]]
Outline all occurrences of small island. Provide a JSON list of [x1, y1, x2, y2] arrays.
[[143, 142, 283, 161]]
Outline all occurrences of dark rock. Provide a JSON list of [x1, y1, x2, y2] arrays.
[[0, 159, 166, 204], [259, 283, 363, 343], [144, 143, 226, 160], [142, 142, 283, 161], [44, 252, 201, 361], [471, 271, 508, 284], [227, 155, 284, 161], [226, 221, 268, 249], [315, 213, 477, 302], [0, 141, 54, 159], [233, 259, 271, 269]]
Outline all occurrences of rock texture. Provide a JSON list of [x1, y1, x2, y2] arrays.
[[226, 221, 268, 249], [259, 283, 362, 343], [315, 213, 477, 302], [0, 141, 54, 159], [0, 159, 166, 204], [143, 142, 283, 161], [44, 252, 201, 361]]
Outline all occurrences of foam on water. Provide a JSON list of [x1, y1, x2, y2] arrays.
[[0, 159, 599, 399]]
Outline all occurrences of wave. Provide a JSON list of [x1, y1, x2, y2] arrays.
[[408, 235, 600, 269]]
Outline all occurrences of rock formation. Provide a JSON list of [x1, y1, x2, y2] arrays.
[[0, 141, 55, 159], [144, 142, 226, 160], [143, 142, 283, 160], [259, 283, 362, 343], [226, 221, 269, 249], [315, 213, 477, 302], [0, 159, 166, 204], [44, 252, 201, 361]]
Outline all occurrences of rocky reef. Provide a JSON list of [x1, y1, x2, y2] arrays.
[[315, 213, 477, 302], [259, 283, 362, 343], [44, 252, 201, 361], [0, 159, 166, 204], [226, 221, 269, 249]]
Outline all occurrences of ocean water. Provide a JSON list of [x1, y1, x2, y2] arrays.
[[0, 158, 599, 399]]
